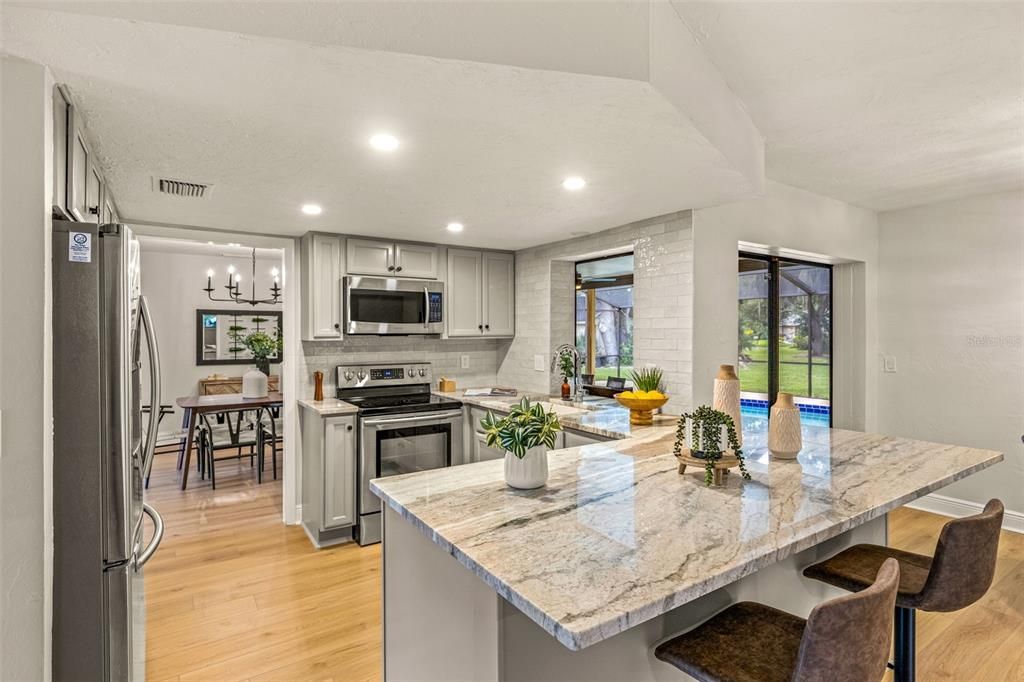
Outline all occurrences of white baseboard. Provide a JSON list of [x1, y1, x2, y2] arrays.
[[905, 493, 1024, 535]]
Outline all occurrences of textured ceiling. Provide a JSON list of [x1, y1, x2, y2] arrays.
[[673, 1, 1024, 210], [2, 3, 762, 249]]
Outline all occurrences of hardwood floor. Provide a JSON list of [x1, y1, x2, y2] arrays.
[[144, 447, 380, 682], [145, 448, 1024, 681]]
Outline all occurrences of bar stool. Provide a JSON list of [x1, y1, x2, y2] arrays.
[[654, 558, 900, 682], [803, 499, 1003, 682]]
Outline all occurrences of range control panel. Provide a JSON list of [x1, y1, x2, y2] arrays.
[[336, 362, 432, 388]]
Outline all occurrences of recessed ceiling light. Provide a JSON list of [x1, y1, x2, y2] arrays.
[[369, 133, 400, 152], [301, 203, 322, 216], [562, 176, 586, 191], [446, 222, 464, 233], [207, 241, 214, 245]]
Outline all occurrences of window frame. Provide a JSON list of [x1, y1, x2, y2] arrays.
[[738, 251, 833, 425], [575, 253, 634, 384]]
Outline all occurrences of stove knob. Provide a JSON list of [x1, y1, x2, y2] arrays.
[[356, 370, 368, 381], [343, 370, 355, 382], [418, 368, 427, 377]]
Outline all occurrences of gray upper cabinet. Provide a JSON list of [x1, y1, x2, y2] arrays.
[[483, 252, 515, 337], [85, 160, 104, 224], [446, 248, 515, 337], [301, 233, 344, 340], [68, 108, 91, 222], [446, 249, 483, 336], [52, 87, 69, 217], [347, 237, 438, 279]]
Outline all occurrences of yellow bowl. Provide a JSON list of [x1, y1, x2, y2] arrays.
[[614, 394, 669, 425]]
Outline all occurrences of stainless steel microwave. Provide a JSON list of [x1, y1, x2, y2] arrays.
[[344, 276, 444, 335]]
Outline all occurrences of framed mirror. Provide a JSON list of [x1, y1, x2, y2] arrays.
[[195, 309, 283, 366]]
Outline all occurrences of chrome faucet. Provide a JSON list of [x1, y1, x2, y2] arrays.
[[551, 344, 582, 401]]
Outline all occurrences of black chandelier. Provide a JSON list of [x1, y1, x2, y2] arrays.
[[204, 248, 282, 306]]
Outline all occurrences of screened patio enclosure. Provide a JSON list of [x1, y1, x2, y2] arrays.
[[738, 255, 832, 412]]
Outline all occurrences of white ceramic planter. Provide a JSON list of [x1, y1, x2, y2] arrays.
[[242, 367, 269, 398], [504, 446, 548, 489]]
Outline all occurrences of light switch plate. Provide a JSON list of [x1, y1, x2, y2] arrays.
[[883, 355, 897, 373], [534, 355, 546, 372], [460, 354, 470, 369]]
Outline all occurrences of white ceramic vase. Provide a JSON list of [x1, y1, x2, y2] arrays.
[[768, 392, 802, 459], [713, 364, 743, 446], [242, 367, 269, 398], [504, 446, 548, 489]]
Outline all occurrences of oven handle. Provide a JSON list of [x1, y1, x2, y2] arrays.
[[362, 410, 463, 427]]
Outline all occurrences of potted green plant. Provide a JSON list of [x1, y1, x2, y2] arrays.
[[480, 398, 562, 489], [555, 347, 576, 399], [240, 329, 282, 399], [673, 405, 751, 486]]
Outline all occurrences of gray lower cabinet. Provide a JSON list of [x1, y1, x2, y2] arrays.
[[301, 410, 357, 547], [562, 428, 613, 448]]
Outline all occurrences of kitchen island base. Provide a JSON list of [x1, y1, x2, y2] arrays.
[[382, 505, 886, 682]]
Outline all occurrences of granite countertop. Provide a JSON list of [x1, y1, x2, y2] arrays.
[[433, 388, 676, 440], [297, 398, 360, 416], [371, 421, 1003, 651]]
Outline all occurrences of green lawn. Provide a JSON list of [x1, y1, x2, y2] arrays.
[[739, 340, 830, 399], [594, 365, 633, 382]]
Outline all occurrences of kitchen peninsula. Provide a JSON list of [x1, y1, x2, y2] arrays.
[[371, 415, 1002, 681]]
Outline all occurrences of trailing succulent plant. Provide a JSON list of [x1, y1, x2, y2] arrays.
[[480, 398, 562, 458], [673, 405, 751, 486]]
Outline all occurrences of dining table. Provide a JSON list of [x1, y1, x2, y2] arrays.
[[175, 392, 284, 490]]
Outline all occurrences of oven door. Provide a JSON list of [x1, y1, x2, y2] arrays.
[[359, 410, 464, 515], [345, 276, 444, 335]]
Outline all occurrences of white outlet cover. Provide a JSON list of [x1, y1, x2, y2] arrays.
[[460, 354, 470, 369], [534, 355, 546, 371], [883, 355, 897, 373]]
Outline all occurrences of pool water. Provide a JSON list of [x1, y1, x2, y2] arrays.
[[740, 406, 831, 430]]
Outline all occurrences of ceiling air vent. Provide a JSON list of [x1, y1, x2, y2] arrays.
[[154, 177, 211, 199]]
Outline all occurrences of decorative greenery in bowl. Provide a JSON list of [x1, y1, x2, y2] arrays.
[[614, 366, 668, 424], [673, 405, 751, 486], [243, 329, 283, 375], [480, 398, 562, 457]]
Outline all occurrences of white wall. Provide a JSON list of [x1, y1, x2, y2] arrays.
[[140, 248, 283, 434], [0, 55, 54, 682], [498, 211, 694, 414], [877, 190, 1024, 514], [691, 180, 880, 429]]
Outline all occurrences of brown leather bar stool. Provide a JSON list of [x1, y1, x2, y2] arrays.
[[803, 499, 1004, 682], [655, 558, 900, 682]]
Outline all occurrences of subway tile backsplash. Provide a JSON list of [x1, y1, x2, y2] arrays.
[[300, 337, 502, 398]]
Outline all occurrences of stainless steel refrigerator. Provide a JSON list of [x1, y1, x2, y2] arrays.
[[52, 220, 163, 681]]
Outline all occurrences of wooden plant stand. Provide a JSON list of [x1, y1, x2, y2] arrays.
[[675, 447, 739, 486]]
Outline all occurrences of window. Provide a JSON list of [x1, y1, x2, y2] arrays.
[[738, 253, 832, 422], [575, 254, 633, 385]]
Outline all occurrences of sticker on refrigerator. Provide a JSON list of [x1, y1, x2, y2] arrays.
[[68, 231, 92, 263]]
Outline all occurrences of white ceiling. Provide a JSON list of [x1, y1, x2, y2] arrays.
[[673, 1, 1024, 211], [2, 2, 761, 249], [3, 1, 1019, 247], [137, 235, 281, 260]]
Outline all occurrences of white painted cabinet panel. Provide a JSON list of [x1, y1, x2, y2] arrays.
[[562, 428, 613, 448], [446, 249, 483, 336], [347, 238, 394, 276], [52, 87, 69, 216], [68, 108, 90, 222], [482, 251, 515, 337], [302, 233, 343, 340], [323, 415, 356, 529], [394, 242, 438, 278]]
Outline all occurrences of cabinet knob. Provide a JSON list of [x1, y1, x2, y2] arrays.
[[485, 324, 490, 330], [347, 425, 353, 431], [387, 265, 395, 272], [478, 324, 483, 331], [334, 323, 340, 331], [395, 266, 403, 272]]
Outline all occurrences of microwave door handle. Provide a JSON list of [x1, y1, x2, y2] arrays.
[[139, 295, 162, 480], [423, 287, 429, 327]]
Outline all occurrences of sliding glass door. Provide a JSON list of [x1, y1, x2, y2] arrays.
[[738, 253, 832, 423]]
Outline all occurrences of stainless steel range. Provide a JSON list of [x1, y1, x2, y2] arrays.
[[338, 361, 463, 545]]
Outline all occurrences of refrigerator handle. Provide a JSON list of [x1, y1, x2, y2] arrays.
[[135, 503, 164, 568], [139, 295, 162, 480]]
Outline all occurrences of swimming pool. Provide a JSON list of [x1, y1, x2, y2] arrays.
[[740, 405, 831, 429]]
